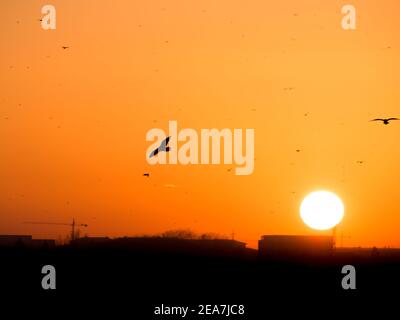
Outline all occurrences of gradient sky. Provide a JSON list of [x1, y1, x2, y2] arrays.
[[1, 0, 399, 248]]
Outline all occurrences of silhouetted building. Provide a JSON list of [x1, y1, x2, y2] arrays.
[[70, 237, 111, 247], [259, 235, 334, 259], [0, 235, 32, 246], [29, 239, 56, 249], [70, 236, 249, 257], [0, 235, 55, 248]]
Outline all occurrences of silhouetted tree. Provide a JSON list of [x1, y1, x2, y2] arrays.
[[161, 229, 196, 239]]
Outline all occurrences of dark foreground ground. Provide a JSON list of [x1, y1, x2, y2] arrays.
[[1, 245, 399, 318]]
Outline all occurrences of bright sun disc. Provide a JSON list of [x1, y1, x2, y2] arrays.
[[300, 191, 344, 230]]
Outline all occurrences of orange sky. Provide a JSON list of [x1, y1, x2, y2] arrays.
[[1, 0, 400, 248]]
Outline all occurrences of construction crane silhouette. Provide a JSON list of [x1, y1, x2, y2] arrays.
[[23, 218, 88, 242]]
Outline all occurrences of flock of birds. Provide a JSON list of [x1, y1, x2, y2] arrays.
[[142, 116, 399, 178], [8, 25, 399, 176]]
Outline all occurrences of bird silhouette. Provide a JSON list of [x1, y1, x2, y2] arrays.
[[149, 136, 170, 158], [371, 118, 399, 125], [143, 173, 150, 177], [61, 46, 69, 50]]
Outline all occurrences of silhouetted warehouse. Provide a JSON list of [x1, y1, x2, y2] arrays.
[[0, 235, 32, 246], [71, 237, 249, 257], [0, 235, 55, 248], [259, 235, 334, 259]]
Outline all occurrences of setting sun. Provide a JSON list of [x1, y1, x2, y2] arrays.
[[300, 191, 344, 231]]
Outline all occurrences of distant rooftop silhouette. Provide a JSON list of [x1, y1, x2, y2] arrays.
[[0, 235, 55, 248], [70, 236, 250, 257], [259, 235, 334, 259]]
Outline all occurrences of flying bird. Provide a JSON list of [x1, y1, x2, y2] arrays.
[[61, 46, 69, 50], [370, 118, 400, 125], [149, 136, 170, 158], [143, 173, 150, 177]]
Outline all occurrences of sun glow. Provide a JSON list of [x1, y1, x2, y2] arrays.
[[300, 191, 344, 230]]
